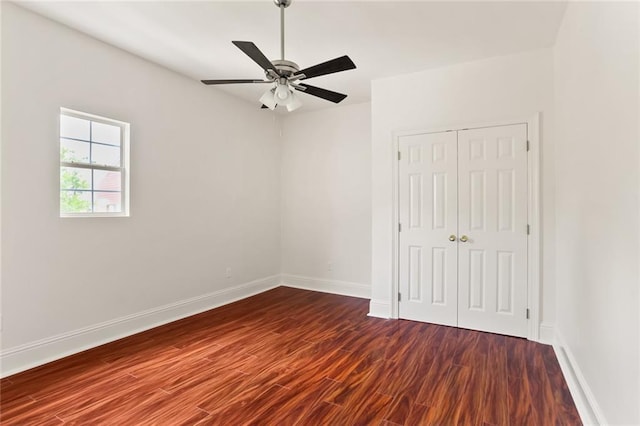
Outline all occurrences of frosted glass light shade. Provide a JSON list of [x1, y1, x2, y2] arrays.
[[286, 92, 303, 112], [260, 89, 277, 110]]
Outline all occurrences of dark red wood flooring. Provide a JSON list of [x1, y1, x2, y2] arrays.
[[0, 287, 581, 425]]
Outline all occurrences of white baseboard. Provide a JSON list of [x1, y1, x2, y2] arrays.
[[0, 275, 280, 378], [553, 330, 606, 425], [538, 322, 555, 344], [368, 299, 392, 318], [280, 274, 370, 299]]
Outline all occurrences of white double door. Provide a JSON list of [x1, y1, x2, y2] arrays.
[[398, 124, 528, 337]]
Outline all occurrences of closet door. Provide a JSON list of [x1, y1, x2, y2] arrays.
[[398, 132, 458, 326], [457, 124, 529, 337]]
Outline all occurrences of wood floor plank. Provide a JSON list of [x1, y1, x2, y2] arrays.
[[419, 364, 474, 424], [481, 334, 509, 425], [59, 384, 168, 424], [179, 369, 251, 411], [0, 287, 581, 425], [0, 377, 14, 390], [322, 355, 381, 407], [527, 344, 559, 424], [508, 374, 540, 425], [453, 365, 485, 425], [265, 377, 340, 426], [303, 401, 346, 424], [384, 394, 433, 425], [541, 344, 582, 425], [414, 355, 455, 404], [155, 357, 231, 393], [342, 391, 394, 425], [32, 373, 139, 420]]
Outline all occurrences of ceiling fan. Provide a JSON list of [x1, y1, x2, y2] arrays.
[[201, 0, 356, 112]]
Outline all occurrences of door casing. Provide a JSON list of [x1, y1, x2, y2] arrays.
[[390, 113, 541, 341]]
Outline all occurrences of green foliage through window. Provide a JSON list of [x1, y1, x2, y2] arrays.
[[60, 152, 91, 213], [60, 146, 78, 163]]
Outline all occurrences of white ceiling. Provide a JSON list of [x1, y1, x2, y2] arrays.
[[16, 1, 567, 112]]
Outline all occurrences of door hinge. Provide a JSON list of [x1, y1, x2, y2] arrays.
[[526, 140, 530, 151], [399, 223, 402, 232], [526, 308, 530, 319], [398, 151, 401, 161], [527, 224, 530, 235], [398, 293, 402, 302]]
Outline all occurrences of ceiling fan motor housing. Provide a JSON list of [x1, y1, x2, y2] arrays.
[[271, 59, 299, 77]]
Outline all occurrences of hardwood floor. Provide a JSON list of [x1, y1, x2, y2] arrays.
[[0, 287, 581, 425]]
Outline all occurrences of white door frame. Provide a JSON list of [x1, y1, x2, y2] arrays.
[[390, 113, 542, 341]]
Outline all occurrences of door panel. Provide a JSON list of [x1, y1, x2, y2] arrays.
[[398, 132, 458, 326], [457, 124, 528, 337]]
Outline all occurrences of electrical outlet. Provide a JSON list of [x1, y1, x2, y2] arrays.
[[225, 267, 232, 278], [327, 261, 333, 272]]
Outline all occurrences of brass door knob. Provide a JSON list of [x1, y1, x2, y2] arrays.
[[460, 235, 469, 243], [449, 235, 456, 242]]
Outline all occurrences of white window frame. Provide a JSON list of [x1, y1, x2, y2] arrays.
[[59, 108, 130, 218]]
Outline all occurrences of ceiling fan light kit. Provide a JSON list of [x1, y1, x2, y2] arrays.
[[201, 0, 356, 112]]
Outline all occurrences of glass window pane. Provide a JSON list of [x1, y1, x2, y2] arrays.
[[93, 191, 122, 213], [92, 121, 121, 146], [94, 170, 121, 192], [60, 114, 90, 141], [60, 190, 92, 213], [60, 138, 90, 163], [58, 110, 128, 216], [92, 143, 120, 167], [60, 167, 91, 190]]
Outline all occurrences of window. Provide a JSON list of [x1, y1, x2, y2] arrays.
[[59, 108, 129, 217]]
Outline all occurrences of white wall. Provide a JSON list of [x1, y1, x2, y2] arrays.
[[280, 102, 371, 297], [370, 49, 555, 329], [553, 2, 639, 424], [1, 3, 281, 374]]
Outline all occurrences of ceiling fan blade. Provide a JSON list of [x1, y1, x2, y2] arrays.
[[232, 41, 275, 72], [201, 79, 267, 85], [294, 55, 356, 80], [295, 83, 347, 104]]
